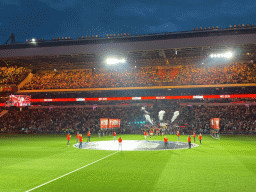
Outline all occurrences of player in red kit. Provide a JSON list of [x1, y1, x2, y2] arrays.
[[87, 131, 91, 142], [177, 131, 180, 141], [118, 137, 122, 151], [79, 134, 83, 149], [144, 131, 147, 140], [198, 134, 202, 145], [164, 136, 168, 149], [67, 133, 71, 146], [76, 132, 79, 143], [113, 132, 116, 141], [150, 130, 153, 138], [193, 132, 196, 143], [188, 135, 191, 148]]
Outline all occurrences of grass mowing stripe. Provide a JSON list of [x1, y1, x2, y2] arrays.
[[25, 151, 119, 192]]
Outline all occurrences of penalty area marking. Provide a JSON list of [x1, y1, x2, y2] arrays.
[[25, 151, 119, 192]]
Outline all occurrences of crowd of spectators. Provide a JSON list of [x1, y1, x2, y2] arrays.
[[20, 62, 256, 90], [178, 62, 256, 85], [1, 103, 255, 135], [0, 67, 30, 85]]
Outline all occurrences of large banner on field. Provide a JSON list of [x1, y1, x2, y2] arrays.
[[109, 119, 120, 128], [100, 118, 109, 129], [210, 118, 220, 129]]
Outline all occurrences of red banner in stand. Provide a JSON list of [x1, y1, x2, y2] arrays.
[[108, 119, 120, 128], [0, 94, 255, 106], [210, 118, 220, 129], [100, 118, 109, 129]]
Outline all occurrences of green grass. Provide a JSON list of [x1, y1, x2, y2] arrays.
[[0, 134, 256, 192]]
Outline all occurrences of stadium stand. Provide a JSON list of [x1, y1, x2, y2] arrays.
[[20, 62, 256, 90], [1, 104, 255, 135], [0, 67, 30, 85], [1, 25, 256, 137]]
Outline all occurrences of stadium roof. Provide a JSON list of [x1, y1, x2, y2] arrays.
[[1, 26, 256, 69]]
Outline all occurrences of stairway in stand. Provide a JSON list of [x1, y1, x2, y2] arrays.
[[0, 110, 8, 118]]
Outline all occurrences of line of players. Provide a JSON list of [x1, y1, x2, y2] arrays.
[[144, 130, 202, 149], [66, 131, 122, 150], [67, 130, 202, 150]]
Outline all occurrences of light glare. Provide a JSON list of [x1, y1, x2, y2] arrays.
[[106, 58, 126, 65], [209, 52, 233, 59]]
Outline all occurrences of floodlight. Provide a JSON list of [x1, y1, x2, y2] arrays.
[[107, 58, 118, 64], [225, 52, 233, 58], [32, 38, 35, 42], [106, 58, 126, 65]]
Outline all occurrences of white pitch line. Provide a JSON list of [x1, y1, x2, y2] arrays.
[[25, 151, 119, 192]]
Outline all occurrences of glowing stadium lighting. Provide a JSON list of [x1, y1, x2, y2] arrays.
[[225, 52, 233, 58], [209, 52, 233, 59], [106, 58, 126, 65], [106, 58, 118, 64], [30, 38, 37, 44]]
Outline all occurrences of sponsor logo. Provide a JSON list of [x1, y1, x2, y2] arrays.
[[156, 96, 165, 99], [99, 98, 107, 101], [76, 98, 85, 101], [193, 95, 203, 99], [220, 95, 230, 98], [132, 97, 141, 100], [44, 99, 52, 102]]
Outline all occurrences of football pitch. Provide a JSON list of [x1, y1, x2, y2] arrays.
[[1, 134, 256, 192]]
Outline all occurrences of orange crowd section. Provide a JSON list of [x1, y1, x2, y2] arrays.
[[1, 61, 256, 90]]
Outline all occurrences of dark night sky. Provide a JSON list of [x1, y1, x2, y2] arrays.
[[0, 0, 255, 44]]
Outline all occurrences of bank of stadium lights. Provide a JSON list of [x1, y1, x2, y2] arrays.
[[29, 38, 37, 44], [210, 52, 233, 59], [106, 58, 126, 65]]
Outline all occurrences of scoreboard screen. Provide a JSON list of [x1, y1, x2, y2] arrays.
[[9, 95, 31, 107]]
